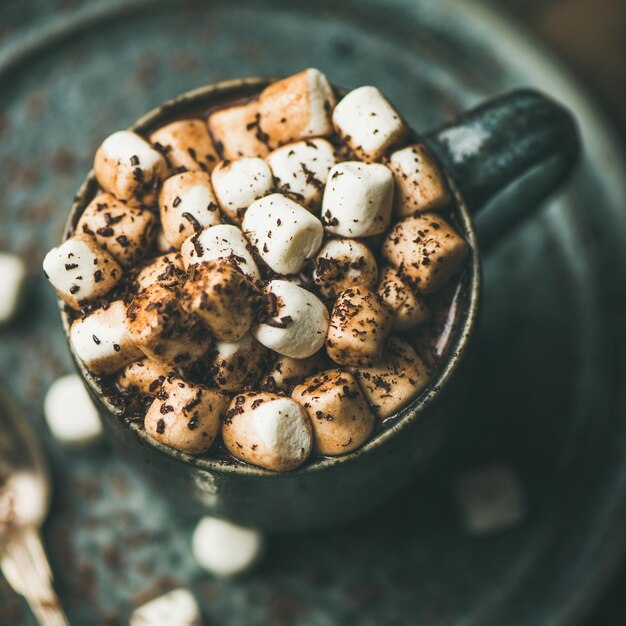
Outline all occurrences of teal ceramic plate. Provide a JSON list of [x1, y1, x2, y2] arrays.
[[0, 0, 625, 624]]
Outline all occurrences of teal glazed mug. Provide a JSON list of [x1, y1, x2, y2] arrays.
[[60, 78, 579, 531]]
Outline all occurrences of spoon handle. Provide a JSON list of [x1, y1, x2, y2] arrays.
[[1, 527, 70, 626]]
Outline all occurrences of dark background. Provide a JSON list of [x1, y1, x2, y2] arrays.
[[496, 1, 626, 623]]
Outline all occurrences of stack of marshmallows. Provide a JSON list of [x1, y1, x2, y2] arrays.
[[43, 69, 469, 472]]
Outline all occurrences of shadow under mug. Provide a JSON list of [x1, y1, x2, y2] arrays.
[[60, 78, 579, 531]]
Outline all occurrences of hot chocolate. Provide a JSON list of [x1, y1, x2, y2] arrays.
[[43, 68, 470, 472]]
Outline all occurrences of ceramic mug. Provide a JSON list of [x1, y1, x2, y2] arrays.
[[60, 78, 579, 531]]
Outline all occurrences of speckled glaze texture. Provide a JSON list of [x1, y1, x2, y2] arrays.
[[1, 1, 624, 624], [60, 79, 577, 530]]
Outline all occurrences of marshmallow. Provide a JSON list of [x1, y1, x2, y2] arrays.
[[321, 161, 394, 237], [453, 465, 527, 535], [211, 157, 273, 223], [130, 588, 202, 626], [117, 359, 168, 395], [159, 171, 221, 249], [326, 287, 393, 367], [266, 138, 335, 210], [126, 283, 212, 370], [207, 100, 269, 160], [43, 235, 123, 310], [388, 143, 451, 215], [135, 253, 185, 290], [144, 377, 228, 454], [149, 118, 219, 173], [0, 253, 26, 325], [332, 86, 408, 162], [352, 337, 429, 418], [312, 238, 378, 299], [292, 369, 375, 455], [70, 301, 143, 375], [377, 266, 429, 331], [94, 130, 168, 206], [263, 352, 329, 393], [182, 259, 260, 342], [77, 193, 157, 267], [180, 224, 260, 280], [252, 280, 329, 359], [44, 374, 102, 445], [156, 228, 175, 254], [243, 194, 323, 274], [259, 68, 335, 147], [222, 392, 312, 471], [382, 212, 469, 293], [208, 333, 268, 392], [192, 517, 264, 578]]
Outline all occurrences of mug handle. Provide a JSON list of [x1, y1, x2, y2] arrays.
[[425, 89, 580, 248]]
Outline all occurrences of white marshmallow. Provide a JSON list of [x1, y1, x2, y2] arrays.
[[207, 100, 269, 160], [388, 143, 450, 215], [180, 224, 260, 280], [156, 228, 174, 254], [266, 139, 335, 210], [352, 337, 429, 418], [222, 392, 313, 471], [263, 352, 330, 392], [210, 333, 267, 392], [70, 301, 143, 375], [252, 280, 328, 359], [135, 253, 184, 290], [159, 171, 221, 249], [102, 130, 162, 170], [117, 359, 167, 395], [130, 588, 202, 626], [312, 238, 378, 298], [144, 378, 228, 454], [77, 193, 157, 268], [44, 374, 102, 445], [192, 517, 264, 577], [382, 212, 469, 293], [211, 157, 273, 223], [321, 162, 394, 237], [94, 130, 168, 206], [182, 259, 259, 342], [0, 253, 26, 324], [453, 465, 527, 535], [149, 118, 219, 173], [332, 86, 408, 162], [243, 194, 323, 274], [259, 68, 335, 147], [292, 370, 375, 456], [43, 235, 123, 310]]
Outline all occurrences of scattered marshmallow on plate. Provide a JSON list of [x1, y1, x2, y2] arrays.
[[192, 516, 264, 577], [453, 464, 527, 535], [0, 253, 26, 325], [44, 374, 102, 445], [130, 588, 202, 626]]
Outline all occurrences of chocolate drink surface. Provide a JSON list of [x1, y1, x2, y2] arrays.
[[45, 69, 471, 472]]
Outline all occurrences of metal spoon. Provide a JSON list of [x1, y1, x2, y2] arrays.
[[0, 387, 70, 626]]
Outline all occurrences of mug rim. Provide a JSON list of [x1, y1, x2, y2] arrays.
[[60, 76, 481, 478]]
